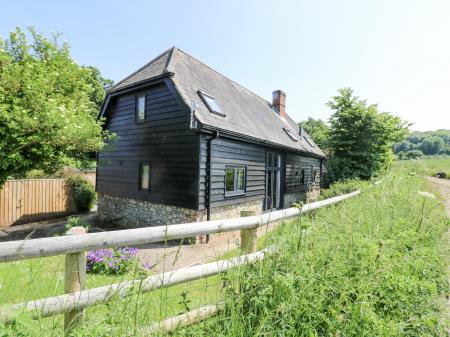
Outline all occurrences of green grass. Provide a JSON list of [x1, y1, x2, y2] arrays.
[[180, 162, 449, 336], [396, 156, 450, 178], [1, 158, 449, 336]]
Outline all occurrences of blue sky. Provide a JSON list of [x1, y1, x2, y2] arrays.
[[1, 0, 449, 131]]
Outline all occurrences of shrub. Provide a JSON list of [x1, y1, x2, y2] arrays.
[[319, 179, 366, 200], [66, 174, 96, 212], [65, 216, 90, 233], [86, 247, 149, 275]]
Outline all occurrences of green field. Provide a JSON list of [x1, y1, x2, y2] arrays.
[[0, 158, 449, 336], [396, 156, 450, 178]]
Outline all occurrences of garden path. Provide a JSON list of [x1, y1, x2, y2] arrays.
[[427, 177, 450, 329]]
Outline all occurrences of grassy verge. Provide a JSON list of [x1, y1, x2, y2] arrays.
[[180, 167, 449, 336], [1, 160, 448, 336], [396, 156, 450, 178]]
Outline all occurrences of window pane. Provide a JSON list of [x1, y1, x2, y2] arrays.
[[137, 95, 145, 122], [141, 164, 150, 190], [236, 168, 245, 191], [225, 168, 234, 192], [202, 94, 222, 113], [267, 153, 273, 167]]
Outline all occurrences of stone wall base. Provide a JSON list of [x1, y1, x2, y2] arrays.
[[97, 194, 202, 228], [97, 194, 264, 229], [284, 187, 320, 208]]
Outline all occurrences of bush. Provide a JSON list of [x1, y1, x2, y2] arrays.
[[66, 174, 96, 212], [65, 216, 90, 233], [319, 179, 367, 200], [86, 247, 150, 275]]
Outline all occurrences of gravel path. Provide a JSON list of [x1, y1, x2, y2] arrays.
[[426, 177, 450, 328], [137, 220, 283, 273]]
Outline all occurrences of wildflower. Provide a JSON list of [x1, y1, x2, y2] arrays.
[[417, 191, 436, 199], [143, 262, 153, 270]]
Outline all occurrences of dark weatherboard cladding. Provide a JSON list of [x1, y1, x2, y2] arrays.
[[97, 81, 199, 209], [97, 47, 326, 226]]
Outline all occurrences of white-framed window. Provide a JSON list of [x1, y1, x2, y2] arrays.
[[225, 166, 246, 196], [139, 162, 151, 191], [198, 90, 225, 117], [136, 95, 146, 123]]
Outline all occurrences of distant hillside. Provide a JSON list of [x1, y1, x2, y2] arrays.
[[394, 129, 450, 159]]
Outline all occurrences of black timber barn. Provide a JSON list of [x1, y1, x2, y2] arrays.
[[97, 47, 326, 227]]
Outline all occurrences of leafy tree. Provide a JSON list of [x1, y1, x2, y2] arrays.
[[326, 88, 408, 181], [405, 149, 423, 159], [420, 136, 445, 155], [393, 140, 412, 154], [0, 27, 112, 187], [394, 129, 450, 157], [299, 117, 330, 151]]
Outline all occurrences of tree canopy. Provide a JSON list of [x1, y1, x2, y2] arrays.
[[0, 27, 112, 187], [325, 88, 408, 182], [299, 117, 330, 152], [393, 130, 450, 158]]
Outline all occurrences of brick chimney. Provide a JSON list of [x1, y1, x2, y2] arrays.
[[272, 90, 286, 118]]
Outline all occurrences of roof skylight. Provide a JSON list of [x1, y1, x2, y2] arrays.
[[303, 135, 315, 147], [198, 91, 225, 117], [283, 128, 298, 142]]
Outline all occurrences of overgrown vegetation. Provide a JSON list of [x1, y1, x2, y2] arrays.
[[300, 88, 408, 184], [318, 178, 367, 200], [66, 175, 96, 212], [0, 27, 113, 187], [0, 160, 448, 336], [181, 165, 449, 336]]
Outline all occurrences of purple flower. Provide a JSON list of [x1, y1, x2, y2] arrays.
[[143, 262, 153, 270]]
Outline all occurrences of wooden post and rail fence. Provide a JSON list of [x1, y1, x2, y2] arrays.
[[0, 190, 360, 334]]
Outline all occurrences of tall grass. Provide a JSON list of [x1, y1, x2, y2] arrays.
[[1, 163, 448, 336], [180, 169, 449, 336]]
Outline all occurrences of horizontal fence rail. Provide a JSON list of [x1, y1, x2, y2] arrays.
[[0, 190, 360, 263], [0, 189, 363, 333], [0, 247, 275, 323]]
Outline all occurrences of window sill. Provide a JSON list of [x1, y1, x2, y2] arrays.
[[225, 192, 246, 198]]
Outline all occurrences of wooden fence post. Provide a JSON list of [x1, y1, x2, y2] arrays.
[[240, 211, 257, 253], [64, 226, 87, 334]]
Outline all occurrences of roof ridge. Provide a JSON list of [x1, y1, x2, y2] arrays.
[[174, 48, 277, 109], [109, 46, 175, 91]]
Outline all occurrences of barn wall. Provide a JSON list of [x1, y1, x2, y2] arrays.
[[199, 136, 266, 210], [96, 81, 199, 213], [284, 153, 322, 206]]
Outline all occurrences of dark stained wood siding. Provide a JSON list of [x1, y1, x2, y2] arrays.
[[199, 136, 266, 209], [96, 81, 199, 209], [285, 153, 321, 194]]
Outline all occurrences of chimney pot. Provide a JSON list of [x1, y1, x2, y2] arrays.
[[272, 90, 286, 118]]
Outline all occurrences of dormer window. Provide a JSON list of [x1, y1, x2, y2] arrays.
[[198, 91, 225, 117], [283, 128, 298, 142]]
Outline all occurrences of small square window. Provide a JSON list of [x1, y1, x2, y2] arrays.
[[198, 91, 225, 117], [225, 166, 246, 196], [139, 162, 151, 191], [136, 95, 146, 123]]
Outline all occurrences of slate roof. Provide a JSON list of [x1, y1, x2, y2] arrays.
[[108, 47, 325, 158]]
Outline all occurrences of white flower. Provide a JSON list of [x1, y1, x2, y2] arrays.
[[417, 191, 436, 199]]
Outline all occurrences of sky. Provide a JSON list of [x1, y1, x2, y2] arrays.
[[1, 0, 449, 131]]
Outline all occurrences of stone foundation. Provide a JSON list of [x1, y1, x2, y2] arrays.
[[207, 199, 263, 221], [97, 194, 202, 228], [284, 188, 320, 207], [98, 194, 264, 228]]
